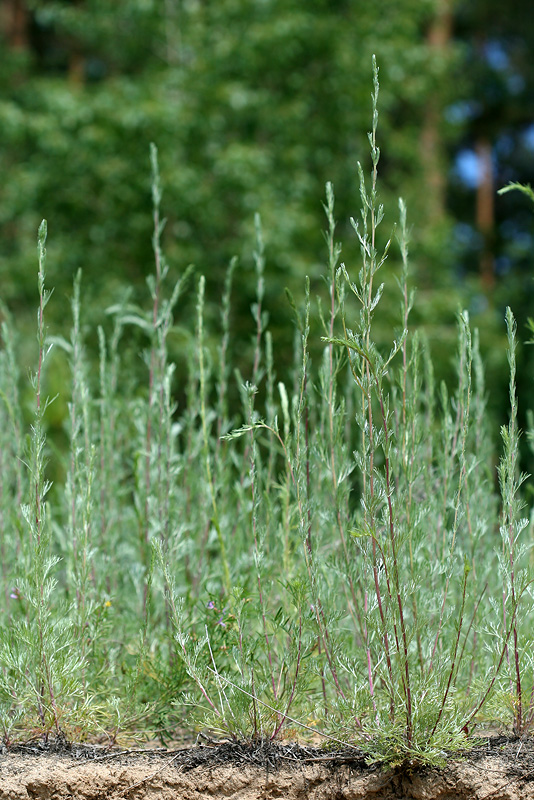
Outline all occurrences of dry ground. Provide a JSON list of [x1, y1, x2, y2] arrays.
[[2, 735, 534, 799]]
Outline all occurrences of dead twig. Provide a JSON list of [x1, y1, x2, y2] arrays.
[[65, 746, 173, 768]]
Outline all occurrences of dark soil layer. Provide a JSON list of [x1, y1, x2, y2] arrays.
[[1, 735, 534, 799]]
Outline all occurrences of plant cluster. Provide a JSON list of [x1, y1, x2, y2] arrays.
[[1, 60, 534, 765]]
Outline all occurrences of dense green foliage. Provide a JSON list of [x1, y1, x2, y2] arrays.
[[2, 2, 531, 352]]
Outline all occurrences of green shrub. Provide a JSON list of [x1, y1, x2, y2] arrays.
[[0, 59, 533, 764]]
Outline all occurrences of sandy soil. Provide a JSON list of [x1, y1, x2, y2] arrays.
[[1, 735, 534, 799]]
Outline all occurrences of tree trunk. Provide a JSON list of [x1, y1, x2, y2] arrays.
[[69, 51, 85, 85], [67, 0, 85, 85], [2, 0, 29, 50], [420, 0, 453, 225], [475, 136, 495, 288]]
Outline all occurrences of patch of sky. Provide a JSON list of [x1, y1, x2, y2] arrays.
[[470, 293, 489, 314], [500, 221, 534, 259], [484, 40, 509, 71], [86, 57, 107, 81], [453, 149, 481, 189], [495, 134, 515, 158], [523, 124, 534, 151], [495, 256, 512, 276], [482, 39, 524, 93], [507, 74, 525, 94], [445, 100, 481, 125], [510, 231, 533, 253], [501, 219, 526, 237], [453, 222, 483, 249]]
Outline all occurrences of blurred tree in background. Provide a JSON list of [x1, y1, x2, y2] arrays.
[[1, 0, 534, 462]]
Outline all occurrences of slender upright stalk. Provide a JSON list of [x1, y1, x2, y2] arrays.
[[499, 308, 524, 732], [197, 276, 231, 595]]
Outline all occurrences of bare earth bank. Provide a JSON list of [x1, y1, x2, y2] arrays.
[[1, 736, 534, 799]]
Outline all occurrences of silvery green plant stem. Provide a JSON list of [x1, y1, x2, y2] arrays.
[[159, 549, 220, 716], [251, 213, 265, 386], [296, 279, 346, 701], [499, 307, 527, 732], [464, 329, 493, 692], [0, 313, 24, 617], [32, 223, 56, 726], [396, 197, 424, 672], [197, 275, 231, 595], [298, 277, 312, 555], [139, 144, 166, 615], [429, 558, 470, 739], [271, 593, 304, 739], [245, 386, 277, 699], [65, 270, 96, 669], [331, 56, 398, 717], [97, 316, 123, 599], [215, 256, 237, 448], [0, 223, 97, 740], [24, 221, 59, 732], [429, 312, 472, 672], [233, 216, 267, 518], [322, 183, 363, 641], [139, 143, 192, 615]]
